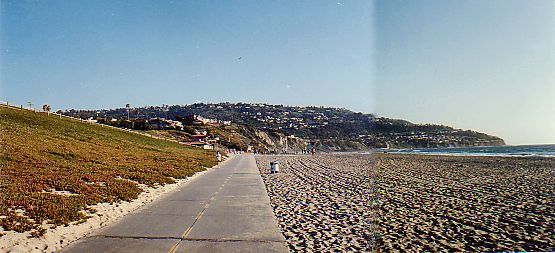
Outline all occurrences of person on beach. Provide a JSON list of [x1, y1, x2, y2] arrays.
[[216, 151, 222, 163]]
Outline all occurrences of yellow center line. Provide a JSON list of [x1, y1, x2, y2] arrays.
[[167, 176, 231, 253]]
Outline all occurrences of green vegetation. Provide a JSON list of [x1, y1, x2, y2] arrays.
[[202, 124, 256, 151], [143, 129, 196, 142], [144, 124, 278, 152], [0, 105, 216, 235]]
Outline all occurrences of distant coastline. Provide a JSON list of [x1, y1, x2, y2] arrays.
[[383, 144, 555, 157], [59, 102, 506, 151]]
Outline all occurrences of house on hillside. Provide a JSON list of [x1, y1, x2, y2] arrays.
[[195, 129, 208, 136], [187, 141, 213, 149], [170, 120, 184, 130], [149, 118, 170, 130], [206, 136, 219, 144], [149, 118, 184, 130], [85, 117, 97, 123], [191, 134, 207, 143]]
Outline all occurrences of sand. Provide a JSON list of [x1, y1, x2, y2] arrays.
[[256, 154, 373, 252], [256, 153, 555, 252], [375, 154, 555, 251], [0, 156, 232, 253]]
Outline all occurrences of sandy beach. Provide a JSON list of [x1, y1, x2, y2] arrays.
[[375, 153, 555, 251], [256, 153, 555, 252], [256, 155, 372, 252]]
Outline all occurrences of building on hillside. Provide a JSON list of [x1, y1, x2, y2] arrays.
[[149, 118, 170, 130], [206, 136, 219, 144], [191, 134, 207, 143], [170, 120, 184, 130], [186, 141, 214, 149], [149, 118, 184, 130], [195, 129, 208, 136], [195, 115, 231, 125], [85, 118, 98, 123]]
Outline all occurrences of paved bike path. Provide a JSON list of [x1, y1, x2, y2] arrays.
[[62, 154, 289, 253]]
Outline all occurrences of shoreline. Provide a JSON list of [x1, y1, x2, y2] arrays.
[[373, 144, 555, 158], [292, 151, 555, 159], [0, 155, 233, 253], [379, 151, 555, 158]]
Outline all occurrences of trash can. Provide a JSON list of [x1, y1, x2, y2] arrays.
[[270, 161, 279, 174]]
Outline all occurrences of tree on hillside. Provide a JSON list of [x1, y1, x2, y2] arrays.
[[42, 104, 51, 115]]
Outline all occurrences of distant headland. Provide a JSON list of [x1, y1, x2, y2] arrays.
[[61, 102, 505, 152]]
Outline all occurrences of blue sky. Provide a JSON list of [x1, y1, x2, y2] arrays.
[[1, 0, 553, 144], [0, 0, 374, 111], [376, 0, 554, 144]]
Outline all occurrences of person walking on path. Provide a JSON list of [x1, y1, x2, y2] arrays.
[[216, 151, 222, 162]]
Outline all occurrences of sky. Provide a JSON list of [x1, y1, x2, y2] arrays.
[[1, 0, 553, 145], [0, 0, 374, 112], [376, 0, 554, 145]]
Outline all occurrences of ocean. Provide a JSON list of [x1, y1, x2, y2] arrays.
[[387, 144, 555, 157]]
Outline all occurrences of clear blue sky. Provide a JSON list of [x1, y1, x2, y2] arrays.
[[1, 1, 553, 144], [376, 0, 554, 145], [0, 0, 374, 111]]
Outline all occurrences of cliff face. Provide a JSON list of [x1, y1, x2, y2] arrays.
[[252, 129, 308, 153], [209, 124, 505, 153], [215, 126, 308, 153], [381, 135, 506, 149], [250, 130, 372, 153], [318, 140, 368, 152], [297, 137, 505, 152], [387, 141, 506, 149]]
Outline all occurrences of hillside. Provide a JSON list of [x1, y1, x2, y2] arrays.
[[64, 102, 505, 150], [0, 105, 216, 236], [143, 124, 308, 154]]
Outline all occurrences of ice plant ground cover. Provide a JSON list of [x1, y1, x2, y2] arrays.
[[0, 106, 216, 236]]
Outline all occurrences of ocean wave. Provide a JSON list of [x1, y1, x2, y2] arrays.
[[386, 144, 555, 158]]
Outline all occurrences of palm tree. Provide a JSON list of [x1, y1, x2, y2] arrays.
[[125, 103, 131, 120], [42, 104, 51, 115], [125, 103, 135, 129]]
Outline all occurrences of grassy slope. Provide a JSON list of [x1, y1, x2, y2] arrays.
[[145, 125, 257, 151], [143, 129, 195, 143], [0, 106, 216, 236]]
